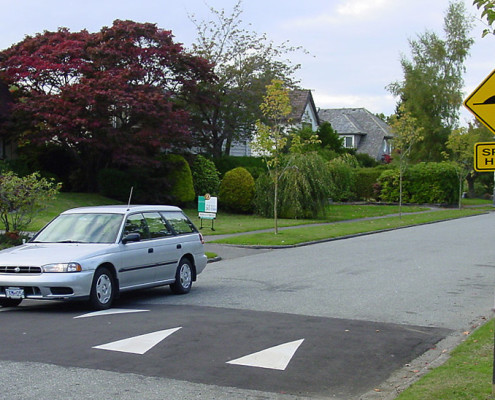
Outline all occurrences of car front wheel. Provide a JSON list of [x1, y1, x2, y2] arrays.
[[170, 259, 193, 294], [89, 267, 114, 310]]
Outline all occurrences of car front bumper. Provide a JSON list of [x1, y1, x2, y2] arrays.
[[0, 270, 94, 300]]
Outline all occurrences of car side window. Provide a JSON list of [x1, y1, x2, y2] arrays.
[[161, 211, 196, 234], [123, 213, 150, 240], [143, 212, 172, 238]]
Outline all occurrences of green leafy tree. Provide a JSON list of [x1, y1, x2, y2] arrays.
[[387, 1, 474, 161], [473, 0, 495, 36], [252, 79, 292, 233], [188, 0, 304, 157], [444, 127, 479, 208], [389, 106, 424, 216], [0, 171, 61, 234]]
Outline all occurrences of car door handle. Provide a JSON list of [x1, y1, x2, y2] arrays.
[[148, 248, 154, 253], [176, 244, 182, 249]]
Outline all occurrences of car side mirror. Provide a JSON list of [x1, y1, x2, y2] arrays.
[[122, 232, 141, 244]]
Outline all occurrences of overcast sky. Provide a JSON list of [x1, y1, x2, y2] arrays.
[[1, 0, 493, 123]]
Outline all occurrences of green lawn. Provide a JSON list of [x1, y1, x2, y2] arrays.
[[183, 204, 429, 236], [396, 320, 494, 400], [210, 208, 487, 246]]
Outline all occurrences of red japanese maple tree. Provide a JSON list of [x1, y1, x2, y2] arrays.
[[0, 20, 214, 189]]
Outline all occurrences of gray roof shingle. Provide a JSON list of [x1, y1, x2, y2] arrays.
[[318, 108, 393, 159]]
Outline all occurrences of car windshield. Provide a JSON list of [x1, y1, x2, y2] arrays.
[[33, 213, 124, 244]]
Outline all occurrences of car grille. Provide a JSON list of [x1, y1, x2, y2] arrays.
[[0, 266, 42, 274]]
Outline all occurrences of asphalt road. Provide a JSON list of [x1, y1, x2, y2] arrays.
[[1, 212, 494, 399]]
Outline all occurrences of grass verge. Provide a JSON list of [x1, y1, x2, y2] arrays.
[[396, 320, 494, 400], [211, 209, 488, 246], [184, 204, 428, 236]]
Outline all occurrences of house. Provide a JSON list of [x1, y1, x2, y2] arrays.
[[229, 89, 319, 156], [318, 108, 393, 161]]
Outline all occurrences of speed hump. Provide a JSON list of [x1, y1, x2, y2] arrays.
[[464, 69, 495, 135]]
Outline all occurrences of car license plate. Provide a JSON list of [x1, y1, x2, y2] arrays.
[[5, 287, 24, 299]]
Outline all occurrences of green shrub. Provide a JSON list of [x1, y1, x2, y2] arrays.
[[355, 153, 379, 168], [0, 171, 61, 233], [191, 155, 220, 197], [327, 157, 356, 201], [278, 153, 332, 218], [214, 156, 266, 179], [377, 169, 406, 203], [408, 162, 458, 204], [219, 167, 255, 213], [163, 154, 195, 205], [378, 162, 459, 205], [354, 168, 383, 200], [254, 172, 274, 217]]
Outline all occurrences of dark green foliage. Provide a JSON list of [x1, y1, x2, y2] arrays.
[[355, 153, 379, 168], [97, 168, 172, 204], [98, 169, 133, 201], [354, 168, 383, 200], [317, 121, 345, 153], [214, 156, 266, 179], [278, 153, 332, 218], [327, 157, 356, 201], [191, 155, 220, 196], [254, 172, 274, 217], [163, 154, 195, 206], [378, 162, 459, 204], [219, 167, 255, 213]]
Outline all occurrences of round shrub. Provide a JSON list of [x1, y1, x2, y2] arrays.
[[191, 155, 220, 196], [219, 167, 255, 213]]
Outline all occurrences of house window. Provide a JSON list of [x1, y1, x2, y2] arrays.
[[383, 139, 392, 154], [342, 135, 354, 149]]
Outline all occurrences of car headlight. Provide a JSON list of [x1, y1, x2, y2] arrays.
[[42, 263, 82, 273]]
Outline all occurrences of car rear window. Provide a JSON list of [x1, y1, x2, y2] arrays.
[[161, 211, 196, 234]]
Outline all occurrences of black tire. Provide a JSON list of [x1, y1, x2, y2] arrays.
[[170, 259, 193, 295], [0, 298, 22, 307], [89, 267, 115, 310]]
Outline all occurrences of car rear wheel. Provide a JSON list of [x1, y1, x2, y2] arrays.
[[89, 267, 114, 310], [170, 259, 193, 294], [0, 298, 22, 307]]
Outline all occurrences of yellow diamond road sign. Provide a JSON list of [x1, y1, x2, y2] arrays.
[[474, 142, 495, 172], [464, 69, 495, 135]]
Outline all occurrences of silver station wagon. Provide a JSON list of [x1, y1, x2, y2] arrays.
[[0, 205, 208, 310]]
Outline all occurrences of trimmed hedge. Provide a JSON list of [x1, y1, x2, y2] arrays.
[[354, 167, 383, 201], [377, 162, 459, 205]]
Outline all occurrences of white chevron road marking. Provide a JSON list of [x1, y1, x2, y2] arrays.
[[227, 339, 305, 370], [93, 327, 182, 354]]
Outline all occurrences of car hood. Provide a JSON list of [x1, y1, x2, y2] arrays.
[[0, 243, 116, 266]]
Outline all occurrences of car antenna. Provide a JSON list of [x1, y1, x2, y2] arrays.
[[127, 186, 134, 210]]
